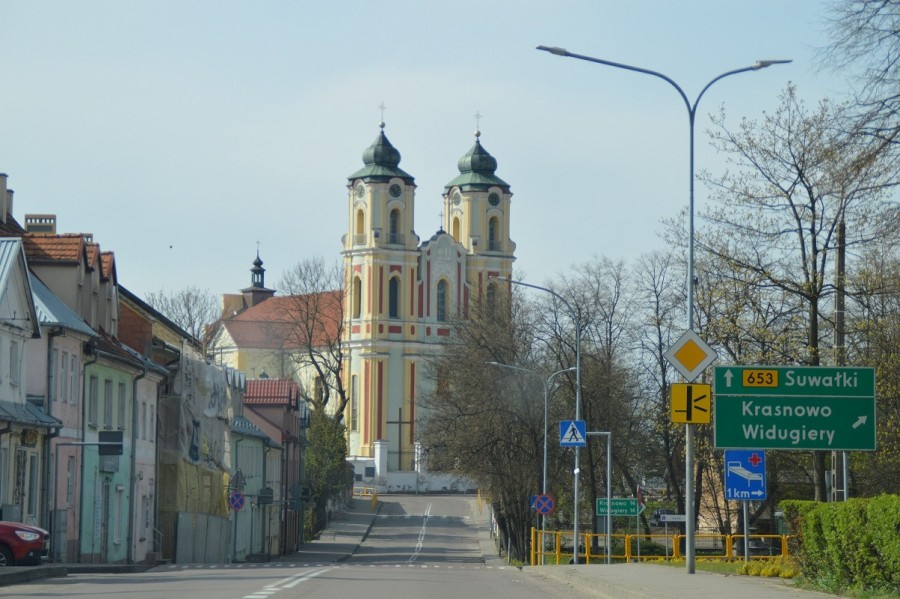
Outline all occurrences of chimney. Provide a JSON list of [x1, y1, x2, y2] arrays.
[[0, 173, 7, 224], [24, 214, 57, 234]]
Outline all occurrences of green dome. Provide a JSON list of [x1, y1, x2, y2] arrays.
[[348, 123, 415, 184], [445, 132, 510, 192]]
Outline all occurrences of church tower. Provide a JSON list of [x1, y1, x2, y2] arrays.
[[342, 121, 420, 464], [443, 129, 516, 307]]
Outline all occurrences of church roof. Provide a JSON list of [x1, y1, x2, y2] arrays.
[[347, 123, 415, 184], [222, 291, 342, 349], [444, 132, 510, 192]]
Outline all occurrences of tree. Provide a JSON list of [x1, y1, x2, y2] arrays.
[[419, 287, 544, 562], [305, 410, 351, 532], [145, 285, 218, 343], [823, 0, 900, 154], [277, 256, 348, 419], [698, 84, 898, 500]]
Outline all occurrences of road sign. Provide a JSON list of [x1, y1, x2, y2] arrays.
[[714, 366, 876, 450], [596, 498, 643, 516], [724, 449, 767, 500], [664, 330, 717, 382], [671, 383, 711, 424], [560, 420, 587, 447], [228, 491, 246, 511], [98, 430, 123, 456], [659, 513, 687, 523], [534, 493, 556, 516]]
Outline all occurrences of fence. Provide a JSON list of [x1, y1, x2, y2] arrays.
[[530, 528, 790, 566]]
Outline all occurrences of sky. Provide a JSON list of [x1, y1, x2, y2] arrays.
[[0, 0, 847, 300]]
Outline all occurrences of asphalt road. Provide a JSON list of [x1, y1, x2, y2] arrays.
[[2, 495, 584, 599]]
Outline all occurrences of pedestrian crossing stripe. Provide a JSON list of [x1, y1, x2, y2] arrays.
[[560, 420, 586, 447]]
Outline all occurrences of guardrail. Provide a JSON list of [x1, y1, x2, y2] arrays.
[[530, 528, 790, 565]]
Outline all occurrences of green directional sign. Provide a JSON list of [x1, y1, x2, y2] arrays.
[[596, 498, 643, 516], [714, 366, 876, 451]]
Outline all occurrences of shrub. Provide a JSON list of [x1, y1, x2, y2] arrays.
[[780, 495, 900, 591]]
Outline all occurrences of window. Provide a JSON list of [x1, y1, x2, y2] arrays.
[[141, 495, 150, 542], [389, 209, 400, 244], [9, 340, 20, 384], [117, 382, 126, 430], [70, 359, 78, 404], [488, 217, 499, 251], [114, 486, 124, 543], [60, 352, 68, 403], [486, 283, 498, 315], [89, 376, 99, 427], [388, 277, 400, 319], [104, 379, 113, 429], [352, 277, 362, 319], [66, 455, 76, 506], [350, 375, 358, 431], [355, 209, 365, 236], [452, 217, 460, 241], [436, 280, 448, 322], [27, 454, 38, 516]]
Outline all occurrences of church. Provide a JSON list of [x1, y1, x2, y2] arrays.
[[212, 121, 516, 491]]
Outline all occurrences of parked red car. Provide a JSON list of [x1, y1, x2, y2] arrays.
[[0, 521, 49, 566]]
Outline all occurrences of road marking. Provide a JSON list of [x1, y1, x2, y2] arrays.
[[242, 567, 333, 598], [407, 503, 432, 563]]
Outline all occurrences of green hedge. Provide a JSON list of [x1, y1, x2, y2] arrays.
[[781, 495, 900, 591]]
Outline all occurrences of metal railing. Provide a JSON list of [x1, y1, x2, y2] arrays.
[[531, 528, 791, 565]]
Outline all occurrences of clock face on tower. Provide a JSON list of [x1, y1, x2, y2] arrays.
[[488, 192, 500, 207], [356, 184, 365, 198], [389, 184, 402, 198]]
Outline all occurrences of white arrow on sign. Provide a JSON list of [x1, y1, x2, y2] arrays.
[[751, 490, 764, 497], [852, 415, 867, 429], [724, 370, 734, 388]]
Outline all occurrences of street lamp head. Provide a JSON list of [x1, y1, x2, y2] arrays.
[[753, 59, 792, 70], [536, 45, 568, 56]]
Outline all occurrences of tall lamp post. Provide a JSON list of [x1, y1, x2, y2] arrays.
[[486, 362, 576, 532], [536, 45, 790, 573], [490, 275, 586, 564]]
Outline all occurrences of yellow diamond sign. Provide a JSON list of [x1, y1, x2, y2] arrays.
[[664, 329, 717, 382]]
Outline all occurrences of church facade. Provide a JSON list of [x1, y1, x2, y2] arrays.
[[341, 122, 515, 490]]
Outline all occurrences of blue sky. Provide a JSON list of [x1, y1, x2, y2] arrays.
[[0, 1, 843, 299]]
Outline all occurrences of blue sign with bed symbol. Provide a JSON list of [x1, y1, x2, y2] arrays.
[[724, 449, 767, 500]]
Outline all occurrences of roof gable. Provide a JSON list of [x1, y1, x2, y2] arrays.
[[0, 237, 40, 338]]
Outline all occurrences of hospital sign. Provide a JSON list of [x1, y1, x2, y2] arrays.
[[713, 366, 876, 451]]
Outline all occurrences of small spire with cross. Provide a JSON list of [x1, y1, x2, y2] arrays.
[[379, 102, 387, 129], [438, 210, 445, 232], [474, 111, 482, 138]]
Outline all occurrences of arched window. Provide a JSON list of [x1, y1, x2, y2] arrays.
[[486, 282, 497, 315], [352, 276, 362, 318], [355, 209, 365, 240], [389, 209, 400, 244], [488, 217, 499, 251], [436, 280, 448, 322], [388, 276, 400, 319], [452, 217, 460, 241]]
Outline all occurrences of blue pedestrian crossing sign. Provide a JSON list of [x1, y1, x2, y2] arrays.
[[724, 449, 767, 500], [560, 420, 587, 447]]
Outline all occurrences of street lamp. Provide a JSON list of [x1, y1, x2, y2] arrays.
[[489, 275, 588, 564], [486, 361, 576, 532], [536, 45, 790, 573]]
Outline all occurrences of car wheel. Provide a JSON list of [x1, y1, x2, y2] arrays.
[[0, 546, 13, 567]]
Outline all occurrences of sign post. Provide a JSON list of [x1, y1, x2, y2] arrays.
[[714, 366, 876, 451]]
